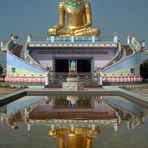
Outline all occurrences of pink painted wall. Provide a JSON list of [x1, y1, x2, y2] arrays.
[[31, 48, 115, 70]]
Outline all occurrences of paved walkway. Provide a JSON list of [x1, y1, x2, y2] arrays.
[[132, 89, 148, 97], [0, 88, 21, 97], [0, 82, 44, 89]]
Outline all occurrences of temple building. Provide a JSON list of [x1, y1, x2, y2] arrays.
[[1, 0, 148, 85]]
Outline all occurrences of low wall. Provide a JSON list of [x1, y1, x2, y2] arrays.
[[103, 75, 143, 84], [4, 76, 45, 84], [3, 75, 142, 84]]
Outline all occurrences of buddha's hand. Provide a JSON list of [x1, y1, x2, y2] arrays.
[[71, 27, 81, 32], [53, 25, 61, 30], [70, 29, 75, 35]]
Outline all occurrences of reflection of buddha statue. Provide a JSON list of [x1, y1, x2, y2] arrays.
[[48, 126, 100, 148], [48, 0, 101, 37]]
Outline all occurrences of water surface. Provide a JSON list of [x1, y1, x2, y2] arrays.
[[0, 95, 148, 148]]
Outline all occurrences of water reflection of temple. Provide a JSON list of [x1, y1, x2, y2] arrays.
[[103, 96, 146, 131], [27, 96, 118, 148], [0, 96, 147, 147], [1, 96, 118, 129], [115, 107, 145, 130]]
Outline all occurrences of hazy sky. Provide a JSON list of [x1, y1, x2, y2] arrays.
[[0, 0, 148, 45]]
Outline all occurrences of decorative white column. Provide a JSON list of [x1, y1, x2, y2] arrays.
[[45, 71, 49, 86], [141, 40, 146, 48], [51, 124, 55, 131], [127, 121, 130, 130], [71, 36, 74, 42], [71, 124, 75, 132], [98, 72, 103, 86], [27, 124, 31, 133], [127, 35, 131, 45], [51, 36, 55, 43], [131, 34, 135, 46], [142, 117, 145, 124], [91, 124, 95, 131], [0, 113, 6, 124], [114, 123, 118, 135], [113, 32, 118, 43], [27, 32, 32, 42], [0, 40, 5, 50], [45, 66, 50, 86], [92, 36, 95, 43]]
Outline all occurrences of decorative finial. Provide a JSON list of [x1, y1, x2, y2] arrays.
[[0, 39, 5, 50], [113, 32, 118, 43], [27, 32, 32, 42], [132, 33, 135, 37], [27, 32, 32, 37]]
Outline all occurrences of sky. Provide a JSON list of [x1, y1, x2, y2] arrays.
[[0, 0, 148, 46]]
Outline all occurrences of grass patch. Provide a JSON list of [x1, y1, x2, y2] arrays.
[[120, 85, 148, 91]]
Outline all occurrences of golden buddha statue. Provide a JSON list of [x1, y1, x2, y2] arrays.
[[48, 0, 101, 37]]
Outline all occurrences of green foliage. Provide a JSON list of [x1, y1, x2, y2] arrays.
[[0, 65, 3, 75], [119, 86, 129, 90], [140, 59, 148, 79], [19, 85, 29, 89], [0, 84, 10, 88]]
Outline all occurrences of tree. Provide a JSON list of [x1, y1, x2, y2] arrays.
[[0, 65, 3, 75], [140, 59, 148, 79]]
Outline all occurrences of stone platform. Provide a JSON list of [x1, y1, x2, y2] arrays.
[[62, 77, 84, 91]]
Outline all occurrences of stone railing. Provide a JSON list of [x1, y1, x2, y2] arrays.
[[29, 36, 117, 45]]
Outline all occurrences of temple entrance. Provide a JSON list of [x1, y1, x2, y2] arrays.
[[52, 58, 97, 88], [55, 59, 92, 73], [55, 59, 69, 72], [77, 59, 91, 73]]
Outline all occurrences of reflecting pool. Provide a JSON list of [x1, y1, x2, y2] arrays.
[[0, 95, 148, 148]]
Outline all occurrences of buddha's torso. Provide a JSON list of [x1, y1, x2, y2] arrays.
[[64, 4, 86, 29], [48, 1, 101, 37]]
